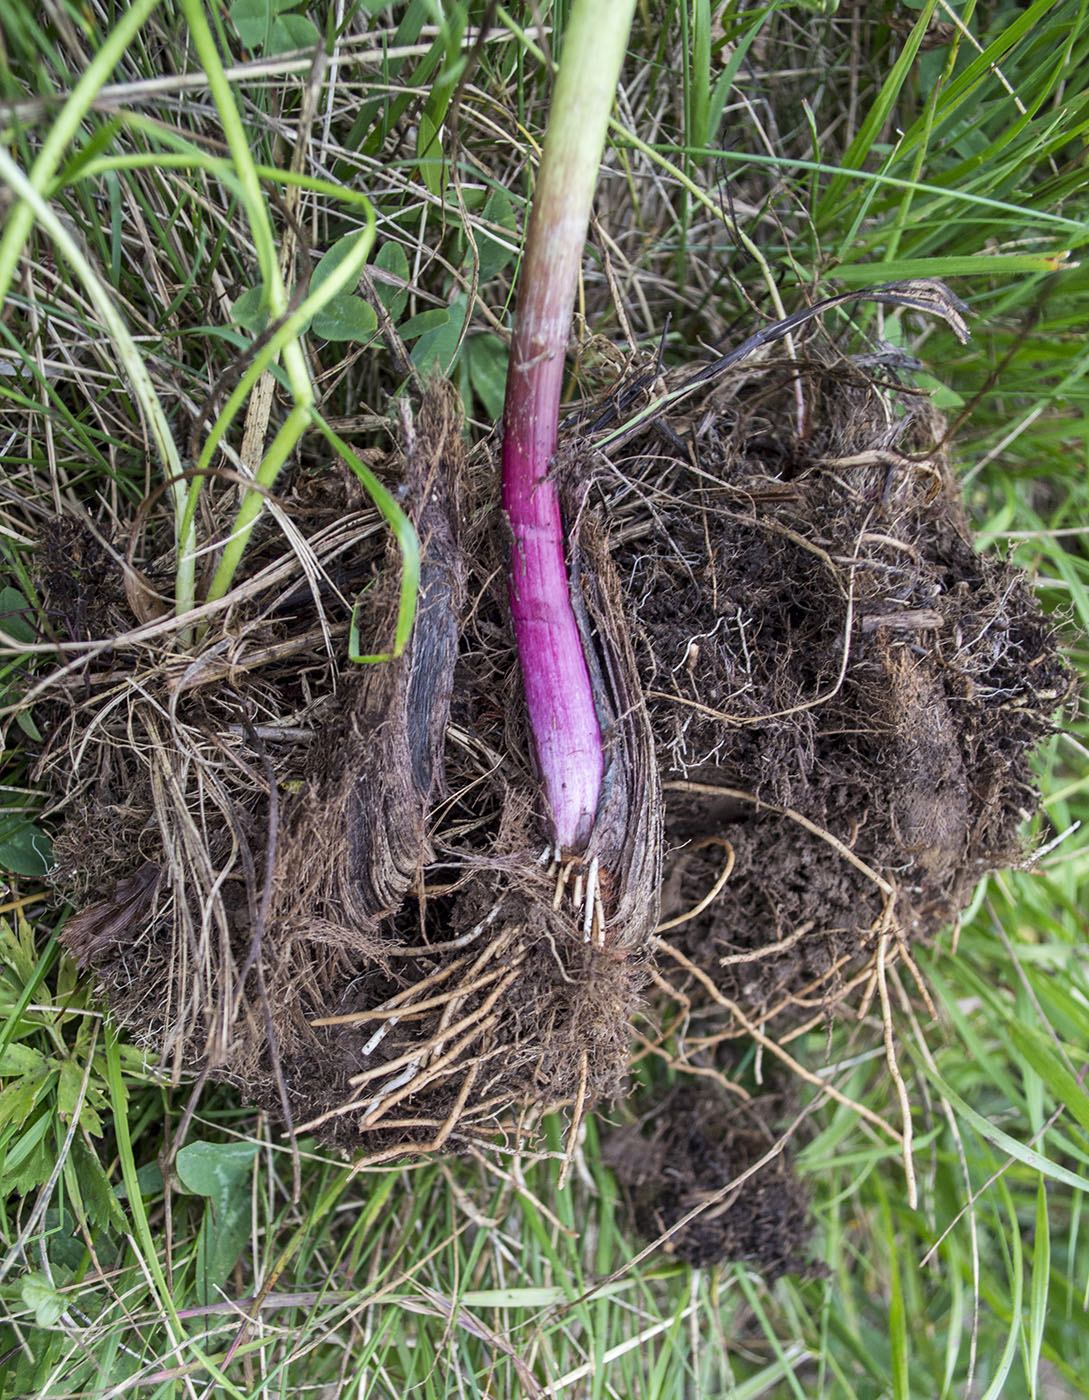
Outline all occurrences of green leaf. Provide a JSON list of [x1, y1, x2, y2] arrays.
[[230, 0, 277, 47], [411, 292, 467, 375], [0, 822, 54, 878], [706, 9, 763, 148], [317, 419, 419, 664], [4, 1111, 54, 1195], [1007, 1020, 1089, 1138], [397, 307, 449, 340], [176, 1139, 260, 1301], [114, 1159, 164, 1200], [979, 1182, 1025, 1400], [42, 1209, 84, 1274], [888, 1241, 908, 1400], [307, 234, 378, 341], [818, 0, 940, 220], [15, 707, 43, 742], [64, 1134, 128, 1233], [0, 914, 39, 982], [0, 586, 37, 644], [911, 370, 964, 409], [230, 0, 314, 52], [374, 240, 410, 321], [0, 1041, 47, 1076], [269, 13, 319, 52], [21, 1272, 66, 1328], [475, 188, 517, 282], [311, 293, 378, 342], [689, 0, 711, 150], [416, 109, 443, 196], [833, 252, 1074, 282], [920, 1066, 1089, 1194], [57, 1057, 103, 1136], [57, 1057, 83, 1123], [231, 285, 268, 334], [176, 1139, 261, 1197], [466, 334, 508, 421], [0, 1068, 52, 1135], [1028, 1179, 1050, 1396], [311, 231, 367, 293]]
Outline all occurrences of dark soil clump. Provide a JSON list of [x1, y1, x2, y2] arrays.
[[602, 351, 1069, 1042], [581, 344, 1067, 1267], [603, 1083, 813, 1277]]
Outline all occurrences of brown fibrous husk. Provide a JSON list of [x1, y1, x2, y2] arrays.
[[44, 381, 660, 1159]]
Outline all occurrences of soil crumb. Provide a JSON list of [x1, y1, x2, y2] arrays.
[[603, 1083, 813, 1276]]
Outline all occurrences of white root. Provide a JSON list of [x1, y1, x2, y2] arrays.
[[582, 855, 598, 940]]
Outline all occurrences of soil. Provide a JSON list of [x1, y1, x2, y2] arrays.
[[607, 351, 1068, 1042], [591, 348, 1067, 1270], [34, 325, 1070, 1269], [603, 1081, 813, 1277]]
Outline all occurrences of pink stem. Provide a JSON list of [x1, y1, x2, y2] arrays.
[[502, 312, 603, 851], [501, 3, 635, 853]]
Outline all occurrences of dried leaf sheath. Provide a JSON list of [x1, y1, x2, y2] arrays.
[[268, 430, 662, 1151], [270, 388, 466, 933], [559, 451, 661, 950], [59, 387, 469, 1075]]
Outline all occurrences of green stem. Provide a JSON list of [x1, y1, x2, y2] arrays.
[[73, 151, 376, 219], [313, 417, 421, 663], [175, 0, 315, 614], [203, 405, 310, 606], [190, 220, 375, 605], [176, 0, 307, 380]]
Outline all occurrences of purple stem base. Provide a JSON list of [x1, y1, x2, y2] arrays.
[[504, 463, 603, 853]]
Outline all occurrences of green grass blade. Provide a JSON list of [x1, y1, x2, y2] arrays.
[[312, 415, 420, 661]]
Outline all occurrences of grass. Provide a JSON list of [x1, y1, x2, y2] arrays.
[[1, 0, 1088, 1395]]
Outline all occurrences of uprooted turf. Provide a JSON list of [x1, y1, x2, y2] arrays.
[[42, 330, 1066, 1250]]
